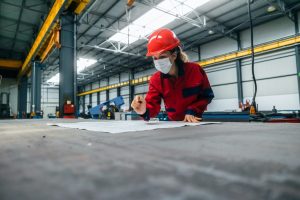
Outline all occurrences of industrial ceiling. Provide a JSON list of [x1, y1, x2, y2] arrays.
[[0, 0, 299, 83]]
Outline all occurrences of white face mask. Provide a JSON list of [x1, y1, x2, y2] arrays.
[[153, 57, 172, 74]]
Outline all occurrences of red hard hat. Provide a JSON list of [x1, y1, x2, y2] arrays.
[[146, 28, 180, 57]]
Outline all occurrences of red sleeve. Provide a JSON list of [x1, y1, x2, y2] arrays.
[[186, 66, 214, 117], [141, 75, 162, 120]]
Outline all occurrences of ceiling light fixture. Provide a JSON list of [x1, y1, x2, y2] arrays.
[[267, 5, 276, 12]]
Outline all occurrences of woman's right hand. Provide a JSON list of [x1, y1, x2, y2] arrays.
[[131, 95, 146, 115]]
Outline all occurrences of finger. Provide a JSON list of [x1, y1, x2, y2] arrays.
[[183, 116, 188, 122], [195, 117, 202, 120], [193, 117, 201, 122], [192, 118, 200, 123], [187, 116, 193, 122]]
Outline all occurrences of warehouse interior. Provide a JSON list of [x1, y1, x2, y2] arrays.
[[1, 0, 300, 199]]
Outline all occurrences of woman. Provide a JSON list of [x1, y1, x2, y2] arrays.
[[131, 28, 214, 123]]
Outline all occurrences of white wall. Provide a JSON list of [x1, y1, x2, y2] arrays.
[[186, 49, 199, 62], [201, 37, 237, 59], [134, 68, 156, 78], [134, 83, 148, 95], [41, 86, 59, 117], [109, 75, 119, 84], [79, 96, 84, 113], [242, 48, 299, 110], [92, 81, 99, 89], [85, 94, 90, 106], [27, 87, 30, 113], [91, 93, 97, 106], [240, 17, 295, 48], [120, 72, 129, 82], [109, 88, 117, 99], [199, 16, 299, 111], [120, 86, 129, 111], [0, 78, 18, 116], [100, 91, 106, 102], [100, 79, 108, 87], [100, 80, 108, 102], [205, 62, 238, 111]]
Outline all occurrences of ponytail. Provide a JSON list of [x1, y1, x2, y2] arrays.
[[170, 46, 189, 69]]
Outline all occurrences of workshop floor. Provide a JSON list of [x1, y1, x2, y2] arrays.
[[0, 119, 299, 200]]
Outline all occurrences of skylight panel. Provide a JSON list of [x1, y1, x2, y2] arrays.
[[46, 58, 97, 84], [108, 0, 211, 44], [77, 58, 97, 73]]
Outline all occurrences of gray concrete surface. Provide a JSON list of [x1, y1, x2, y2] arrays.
[[0, 119, 299, 200]]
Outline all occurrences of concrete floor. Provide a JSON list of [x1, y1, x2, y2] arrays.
[[0, 119, 299, 200]]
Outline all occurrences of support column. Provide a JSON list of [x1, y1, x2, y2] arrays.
[[236, 32, 243, 104], [294, 12, 300, 107], [97, 80, 100, 104], [59, 12, 77, 117], [83, 95, 85, 113], [97, 92, 100, 105], [30, 61, 42, 115], [117, 73, 121, 97], [89, 84, 92, 106], [18, 76, 28, 118], [117, 87, 121, 97], [129, 69, 134, 108], [106, 77, 109, 101]]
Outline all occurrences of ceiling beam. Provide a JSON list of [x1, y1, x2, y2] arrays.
[[0, 14, 37, 27], [0, 59, 23, 69], [77, 0, 120, 41], [0, 34, 31, 46], [10, 0, 25, 57], [0, 0, 48, 14]]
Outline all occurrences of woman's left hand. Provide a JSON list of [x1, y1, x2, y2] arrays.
[[183, 114, 202, 123]]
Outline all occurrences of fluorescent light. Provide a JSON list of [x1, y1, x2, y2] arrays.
[[267, 5, 276, 12], [77, 57, 97, 73], [46, 58, 97, 84], [108, 0, 211, 44]]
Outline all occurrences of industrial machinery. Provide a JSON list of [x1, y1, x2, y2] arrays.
[[89, 96, 124, 119], [0, 92, 10, 119], [63, 100, 75, 118], [249, 109, 300, 123]]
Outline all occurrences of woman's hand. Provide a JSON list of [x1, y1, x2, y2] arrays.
[[131, 95, 146, 115], [183, 114, 202, 123]]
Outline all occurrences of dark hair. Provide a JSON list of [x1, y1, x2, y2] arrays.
[[169, 46, 189, 69]]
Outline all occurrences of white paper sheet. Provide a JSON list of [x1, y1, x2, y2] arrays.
[[47, 121, 221, 134]]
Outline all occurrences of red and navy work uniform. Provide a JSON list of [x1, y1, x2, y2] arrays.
[[141, 62, 214, 121]]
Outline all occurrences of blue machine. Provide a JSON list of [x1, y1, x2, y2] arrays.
[[89, 96, 124, 119]]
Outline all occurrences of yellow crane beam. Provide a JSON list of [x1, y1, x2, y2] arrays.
[[17, 0, 66, 79], [33, 0, 90, 65], [39, 24, 61, 62], [74, 0, 90, 14], [0, 59, 23, 69]]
